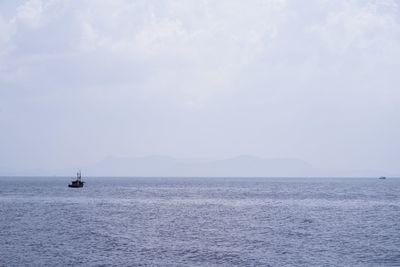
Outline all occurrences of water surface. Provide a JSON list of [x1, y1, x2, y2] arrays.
[[1, 177, 399, 266]]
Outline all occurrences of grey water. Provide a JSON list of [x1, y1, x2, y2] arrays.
[[0, 177, 399, 267]]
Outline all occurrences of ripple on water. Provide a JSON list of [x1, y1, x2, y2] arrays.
[[0, 177, 399, 266]]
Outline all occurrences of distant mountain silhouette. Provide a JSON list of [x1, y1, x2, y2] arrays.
[[84, 155, 315, 177], [0, 155, 390, 177]]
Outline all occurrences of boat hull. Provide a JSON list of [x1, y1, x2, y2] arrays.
[[68, 179, 85, 188], [68, 184, 84, 188]]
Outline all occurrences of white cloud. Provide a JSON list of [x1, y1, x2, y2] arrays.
[[15, 0, 44, 29]]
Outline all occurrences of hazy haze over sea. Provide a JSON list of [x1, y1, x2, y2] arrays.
[[7, 155, 390, 178]]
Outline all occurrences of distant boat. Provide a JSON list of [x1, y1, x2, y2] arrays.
[[379, 176, 386, 180], [68, 171, 85, 188]]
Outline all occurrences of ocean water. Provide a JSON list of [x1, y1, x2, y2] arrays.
[[0, 177, 399, 267]]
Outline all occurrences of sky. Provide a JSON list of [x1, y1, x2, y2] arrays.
[[0, 0, 399, 175]]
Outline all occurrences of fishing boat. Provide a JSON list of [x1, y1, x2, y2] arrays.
[[379, 176, 386, 180], [68, 171, 85, 188]]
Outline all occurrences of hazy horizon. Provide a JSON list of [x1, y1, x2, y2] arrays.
[[1, 0, 399, 175], [1, 154, 396, 178]]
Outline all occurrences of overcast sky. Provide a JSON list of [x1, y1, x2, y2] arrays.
[[0, 0, 399, 174]]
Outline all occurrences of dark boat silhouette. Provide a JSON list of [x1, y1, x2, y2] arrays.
[[68, 171, 85, 188], [379, 176, 386, 179]]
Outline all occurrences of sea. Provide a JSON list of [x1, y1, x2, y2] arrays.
[[0, 177, 399, 267]]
